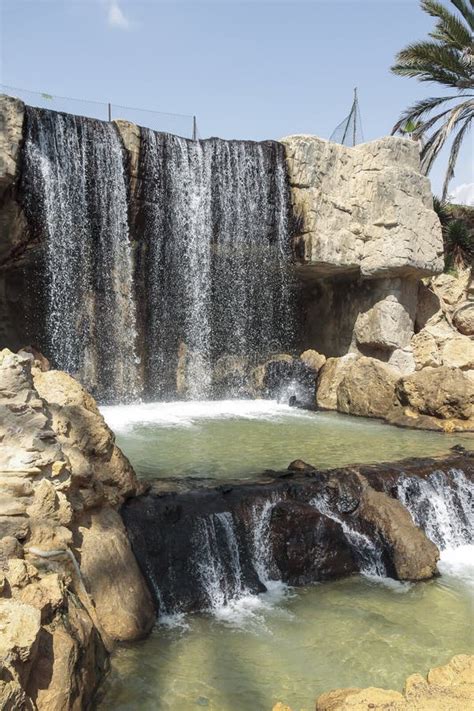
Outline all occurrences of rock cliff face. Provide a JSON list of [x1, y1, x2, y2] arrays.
[[280, 135, 443, 279], [0, 350, 154, 710]]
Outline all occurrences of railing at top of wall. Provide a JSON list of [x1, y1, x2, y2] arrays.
[[0, 84, 198, 139]]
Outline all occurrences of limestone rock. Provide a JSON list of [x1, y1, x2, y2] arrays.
[[316, 354, 359, 410], [358, 483, 439, 580], [431, 270, 471, 311], [315, 654, 474, 710], [440, 335, 474, 370], [394, 367, 474, 421], [33, 369, 138, 505], [75, 507, 154, 642], [415, 281, 441, 331], [354, 293, 415, 351], [26, 602, 107, 711], [20, 574, 65, 624], [280, 135, 443, 278], [453, 301, 474, 336], [337, 357, 399, 419], [300, 349, 326, 372], [0, 599, 41, 684], [5, 559, 39, 589], [411, 330, 441, 370], [212, 354, 250, 395]]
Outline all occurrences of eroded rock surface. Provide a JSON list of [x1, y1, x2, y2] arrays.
[[0, 349, 154, 709]]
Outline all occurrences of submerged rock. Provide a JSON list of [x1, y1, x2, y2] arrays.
[[315, 654, 474, 710]]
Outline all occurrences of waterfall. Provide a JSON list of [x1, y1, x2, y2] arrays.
[[250, 498, 279, 585], [193, 513, 246, 609], [19, 107, 294, 401], [138, 130, 294, 399], [20, 106, 140, 402], [397, 468, 474, 551], [310, 495, 387, 577]]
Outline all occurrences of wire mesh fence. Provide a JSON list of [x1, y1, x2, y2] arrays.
[[330, 88, 364, 147], [0, 84, 196, 138]]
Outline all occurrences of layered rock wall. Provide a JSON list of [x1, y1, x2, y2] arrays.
[[0, 350, 154, 709]]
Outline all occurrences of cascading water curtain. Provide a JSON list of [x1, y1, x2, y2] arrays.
[[138, 130, 295, 399], [20, 107, 140, 402]]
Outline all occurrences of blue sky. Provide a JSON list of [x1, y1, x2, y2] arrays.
[[1, 0, 472, 200]]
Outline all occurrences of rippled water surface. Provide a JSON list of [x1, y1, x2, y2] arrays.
[[99, 548, 474, 711], [100, 400, 473, 479]]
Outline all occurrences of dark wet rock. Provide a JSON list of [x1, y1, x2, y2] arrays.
[[121, 454, 472, 615], [288, 459, 315, 472], [271, 501, 356, 585]]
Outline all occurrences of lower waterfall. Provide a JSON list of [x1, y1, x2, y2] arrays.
[[397, 468, 473, 550], [20, 106, 140, 402]]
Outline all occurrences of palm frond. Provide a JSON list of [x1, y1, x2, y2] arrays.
[[442, 110, 473, 197], [422, 0, 473, 48], [449, 0, 474, 31], [420, 99, 474, 173], [393, 41, 473, 83], [392, 0, 473, 196]]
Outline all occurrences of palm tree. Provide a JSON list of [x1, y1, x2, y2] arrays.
[[391, 0, 474, 199]]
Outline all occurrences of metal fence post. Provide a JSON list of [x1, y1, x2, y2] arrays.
[[108, 103, 112, 122], [192, 115, 197, 140]]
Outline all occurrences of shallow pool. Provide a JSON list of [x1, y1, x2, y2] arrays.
[[100, 400, 473, 479], [99, 547, 473, 711]]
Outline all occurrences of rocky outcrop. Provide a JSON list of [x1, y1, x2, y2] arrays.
[[315, 654, 474, 711], [281, 134, 443, 279], [0, 349, 154, 709]]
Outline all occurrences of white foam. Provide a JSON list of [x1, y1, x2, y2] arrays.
[[438, 545, 474, 588], [158, 612, 190, 631], [363, 574, 413, 593], [100, 399, 314, 433], [210, 580, 293, 632]]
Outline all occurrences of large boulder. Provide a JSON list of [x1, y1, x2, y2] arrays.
[[358, 482, 439, 580], [440, 335, 474, 370], [75, 508, 154, 643], [0, 350, 155, 708], [316, 354, 359, 410], [453, 301, 474, 336], [390, 366, 474, 432], [32, 368, 140, 506], [337, 357, 399, 419], [354, 291, 415, 352]]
